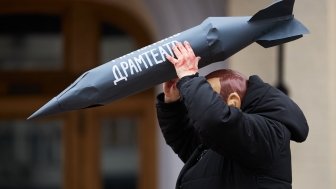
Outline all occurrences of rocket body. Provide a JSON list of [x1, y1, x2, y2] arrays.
[[28, 0, 309, 119]]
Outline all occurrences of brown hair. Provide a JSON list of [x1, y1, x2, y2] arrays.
[[205, 69, 248, 103]]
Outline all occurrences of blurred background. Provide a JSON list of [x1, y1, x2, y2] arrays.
[[0, 0, 334, 189]]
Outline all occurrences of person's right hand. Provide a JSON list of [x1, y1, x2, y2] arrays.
[[166, 41, 200, 79], [163, 78, 180, 103]]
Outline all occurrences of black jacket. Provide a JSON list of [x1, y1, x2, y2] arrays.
[[156, 75, 308, 189]]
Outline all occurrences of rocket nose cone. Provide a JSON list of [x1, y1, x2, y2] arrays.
[[27, 98, 62, 120]]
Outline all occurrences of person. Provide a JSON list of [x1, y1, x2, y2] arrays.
[[156, 41, 309, 189]]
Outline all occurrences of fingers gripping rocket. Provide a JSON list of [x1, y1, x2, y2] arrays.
[[28, 0, 309, 119], [166, 41, 200, 78]]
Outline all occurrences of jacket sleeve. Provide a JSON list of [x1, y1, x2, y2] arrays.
[[156, 93, 202, 163], [177, 76, 288, 168]]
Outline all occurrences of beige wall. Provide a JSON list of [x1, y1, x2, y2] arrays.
[[229, 0, 336, 188], [328, 0, 336, 186]]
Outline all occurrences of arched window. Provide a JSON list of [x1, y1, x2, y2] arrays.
[[0, 1, 156, 189]]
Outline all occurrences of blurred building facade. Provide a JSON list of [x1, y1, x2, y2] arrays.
[[0, 0, 335, 189]]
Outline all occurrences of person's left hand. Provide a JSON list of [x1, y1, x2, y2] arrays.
[[163, 78, 180, 103], [166, 41, 201, 78]]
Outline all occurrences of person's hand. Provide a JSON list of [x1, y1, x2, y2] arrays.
[[166, 41, 201, 78], [163, 78, 180, 103]]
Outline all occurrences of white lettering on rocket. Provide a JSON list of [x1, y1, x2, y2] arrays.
[[112, 33, 181, 85]]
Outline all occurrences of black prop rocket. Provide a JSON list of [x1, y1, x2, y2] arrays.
[[28, 0, 309, 119]]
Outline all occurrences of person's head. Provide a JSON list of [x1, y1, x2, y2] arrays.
[[205, 69, 247, 109]]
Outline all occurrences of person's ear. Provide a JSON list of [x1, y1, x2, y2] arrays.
[[227, 92, 241, 109]]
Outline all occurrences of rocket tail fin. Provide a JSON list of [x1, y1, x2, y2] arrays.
[[257, 35, 302, 48], [256, 18, 309, 48], [249, 0, 295, 22]]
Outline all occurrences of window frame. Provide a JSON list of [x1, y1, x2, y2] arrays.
[[0, 1, 156, 189]]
